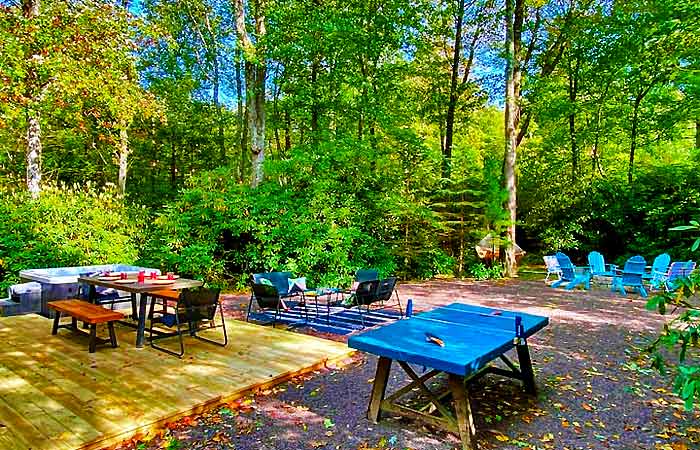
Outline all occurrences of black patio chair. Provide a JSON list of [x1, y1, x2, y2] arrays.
[[148, 287, 227, 358], [356, 268, 379, 283], [339, 268, 380, 297], [246, 283, 309, 327], [344, 277, 403, 327]]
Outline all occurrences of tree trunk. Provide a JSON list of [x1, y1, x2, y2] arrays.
[[233, 0, 266, 188], [503, 0, 519, 277], [443, 0, 466, 179], [284, 109, 291, 153], [235, 47, 246, 181], [213, 56, 226, 163], [24, 0, 41, 198], [170, 131, 177, 190], [310, 58, 320, 146], [26, 113, 42, 198], [628, 98, 640, 184], [568, 53, 578, 181], [117, 126, 129, 194]]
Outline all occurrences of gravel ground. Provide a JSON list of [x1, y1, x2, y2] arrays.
[[111, 279, 700, 450]]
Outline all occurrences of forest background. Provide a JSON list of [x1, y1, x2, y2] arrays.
[[1, 0, 699, 290]]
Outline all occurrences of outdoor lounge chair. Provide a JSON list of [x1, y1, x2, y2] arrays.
[[551, 252, 590, 290], [644, 253, 671, 286], [656, 260, 696, 292], [148, 287, 227, 358], [612, 255, 647, 297], [587, 251, 616, 284], [340, 268, 380, 295], [543, 255, 562, 283], [343, 277, 403, 327], [247, 283, 309, 327]]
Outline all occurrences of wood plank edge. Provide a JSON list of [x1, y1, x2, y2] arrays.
[[77, 349, 356, 450]]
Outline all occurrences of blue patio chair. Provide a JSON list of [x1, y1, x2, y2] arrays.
[[543, 255, 562, 283], [644, 253, 671, 285], [612, 255, 647, 297], [587, 251, 616, 284], [661, 261, 696, 292], [552, 252, 590, 290]]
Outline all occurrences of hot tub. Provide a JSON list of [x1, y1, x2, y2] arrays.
[[20, 264, 160, 317]]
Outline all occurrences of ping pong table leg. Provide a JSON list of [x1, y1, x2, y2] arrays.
[[516, 341, 537, 394], [368, 357, 392, 423], [448, 374, 474, 450]]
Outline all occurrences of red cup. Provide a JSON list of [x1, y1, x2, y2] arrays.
[[137, 271, 145, 283], [167, 272, 174, 280]]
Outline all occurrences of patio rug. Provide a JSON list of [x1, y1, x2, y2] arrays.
[[247, 302, 402, 335]]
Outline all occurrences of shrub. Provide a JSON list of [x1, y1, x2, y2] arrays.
[[145, 139, 453, 288], [0, 183, 146, 291], [467, 262, 504, 280]]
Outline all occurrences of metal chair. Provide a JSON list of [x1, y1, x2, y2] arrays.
[[247, 283, 309, 327], [343, 278, 403, 327], [148, 287, 227, 358]]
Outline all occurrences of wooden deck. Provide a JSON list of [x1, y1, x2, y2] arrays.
[[0, 314, 353, 450]]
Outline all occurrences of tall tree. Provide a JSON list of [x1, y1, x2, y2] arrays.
[[23, 0, 42, 198], [502, 0, 518, 276], [233, 0, 266, 187]]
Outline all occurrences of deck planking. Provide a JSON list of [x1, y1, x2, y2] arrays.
[[0, 314, 353, 450]]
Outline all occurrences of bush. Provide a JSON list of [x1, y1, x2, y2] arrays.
[[467, 262, 504, 280], [0, 183, 146, 291], [522, 162, 700, 262], [145, 139, 453, 288]]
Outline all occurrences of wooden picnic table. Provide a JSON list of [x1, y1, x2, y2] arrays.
[[78, 275, 203, 348]]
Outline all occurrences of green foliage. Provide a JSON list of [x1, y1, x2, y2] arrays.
[[646, 270, 700, 410], [143, 137, 455, 288], [0, 183, 146, 291], [522, 162, 700, 261], [467, 262, 503, 281]]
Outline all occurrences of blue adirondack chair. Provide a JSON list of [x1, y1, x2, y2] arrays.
[[612, 255, 647, 297], [644, 253, 671, 284], [588, 251, 616, 284], [552, 252, 590, 290], [661, 261, 696, 292], [543, 255, 562, 283]]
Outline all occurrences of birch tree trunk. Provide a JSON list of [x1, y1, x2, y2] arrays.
[[26, 114, 42, 198], [233, 0, 266, 188], [117, 126, 129, 194], [503, 0, 519, 277], [24, 0, 42, 198]]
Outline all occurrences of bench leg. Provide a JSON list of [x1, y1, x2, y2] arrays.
[[108, 322, 118, 348], [89, 324, 97, 353], [52, 311, 61, 335], [368, 356, 392, 423], [71, 317, 78, 331], [448, 374, 475, 450]]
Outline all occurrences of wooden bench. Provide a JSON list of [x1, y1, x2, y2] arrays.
[[48, 300, 124, 353]]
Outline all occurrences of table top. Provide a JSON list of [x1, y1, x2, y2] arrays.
[[78, 275, 203, 294], [348, 303, 549, 377]]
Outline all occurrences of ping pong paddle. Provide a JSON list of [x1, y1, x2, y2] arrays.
[[425, 333, 445, 347]]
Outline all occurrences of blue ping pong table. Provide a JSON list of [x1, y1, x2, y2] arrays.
[[348, 302, 549, 450]]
